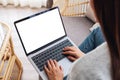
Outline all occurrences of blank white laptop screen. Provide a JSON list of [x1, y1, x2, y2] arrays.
[[15, 8, 65, 54]]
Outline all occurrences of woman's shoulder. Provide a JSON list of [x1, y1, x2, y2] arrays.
[[68, 42, 112, 80]]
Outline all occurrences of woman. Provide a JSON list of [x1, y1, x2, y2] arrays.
[[44, 0, 120, 80]]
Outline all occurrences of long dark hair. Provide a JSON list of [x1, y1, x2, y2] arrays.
[[92, 0, 120, 80]]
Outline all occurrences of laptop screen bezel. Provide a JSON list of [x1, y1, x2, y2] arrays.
[[14, 7, 67, 56]]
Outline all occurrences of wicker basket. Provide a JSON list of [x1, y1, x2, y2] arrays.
[[0, 21, 22, 80], [53, 0, 89, 16]]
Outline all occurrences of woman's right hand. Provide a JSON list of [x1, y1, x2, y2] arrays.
[[63, 46, 84, 62]]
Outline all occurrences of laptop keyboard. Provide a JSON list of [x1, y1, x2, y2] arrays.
[[32, 39, 73, 71]]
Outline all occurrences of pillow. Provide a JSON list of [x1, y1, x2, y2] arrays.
[[8, 0, 14, 5], [1, 0, 8, 6], [85, 4, 97, 22], [13, 0, 19, 6], [90, 23, 100, 31], [19, 0, 28, 7], [29, 0, 44, 8]]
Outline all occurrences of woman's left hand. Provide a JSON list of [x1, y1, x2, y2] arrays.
[[44, 59, 64, 80]]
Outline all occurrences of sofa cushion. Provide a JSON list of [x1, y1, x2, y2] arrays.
[[85, 4, 97, 22]]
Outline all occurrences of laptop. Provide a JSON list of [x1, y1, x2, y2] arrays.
[[14, 7, 77, 80]]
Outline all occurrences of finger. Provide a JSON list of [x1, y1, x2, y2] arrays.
[[44, 65, 49, 74], [59, 65, 63, 71], [63, 51, 75, 56], [53, 60, 59, 67], [49, 59, 55, 68], [47, 60, 52, 70], [67, 56, 76, 61], [63, 46, 75, 51]]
